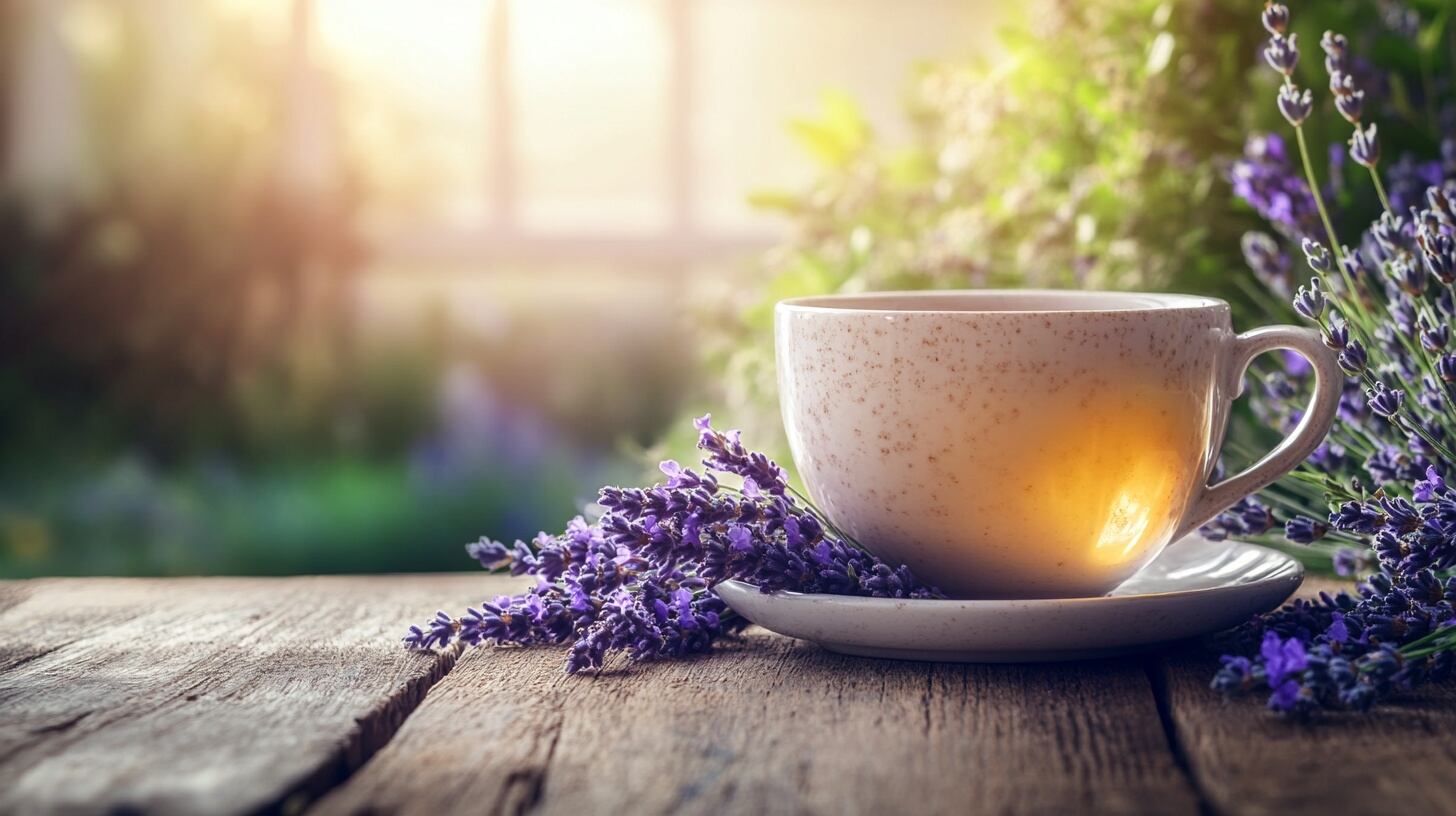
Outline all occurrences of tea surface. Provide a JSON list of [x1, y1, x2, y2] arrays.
[[864, 384, 1213, 598]]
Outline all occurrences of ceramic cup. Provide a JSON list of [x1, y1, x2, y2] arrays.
[[775, 290, 1341, 599]]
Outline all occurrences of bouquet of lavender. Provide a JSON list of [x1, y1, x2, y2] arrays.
[[1207, 2, 1456, 713], [404, 416, 939, 673]]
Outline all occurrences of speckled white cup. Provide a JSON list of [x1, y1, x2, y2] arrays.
[[776, 290, 1341, 599]]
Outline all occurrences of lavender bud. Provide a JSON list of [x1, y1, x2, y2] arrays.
[[1264, 33, 1300, 76], [465, 537, 515, 570], [1284, 516, 1328, 543], [1338, 340, 1368, 375], [1335, 91, 1364, 124], [1301, 238, 1331, 272], [1329, 73, 1364, 123], [1422, 323, 1450, 352], [1294, 278, 1326, 320], [1239, 500, 1276, 535], [1261, 2, 1290, 36], [1438, 353, 1456, 383], [1339, 250, 1370, 283], [1320, 31, 1349, 79], [1366, 382, 1405, 419], [1428, 186, 1456, 227], [1332, 500, 1385, 534], [1277, 83, 1313, 126], [1424, 247, 1456, 285], [1417, 221, 1456, 283], [1241, 231, 1292, 295], [1323, 316, 1350, 350], [1372, 210, 1408, 251], [1332, 548, 1365, 577], [1349, 123, 1381, 168], [1389, 297, 1419, 333], [1389, 255, 1429, 295], [1416, 205, 1442, 235]]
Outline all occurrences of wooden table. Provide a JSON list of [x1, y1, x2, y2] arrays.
[[2, 575, 1454, 816]]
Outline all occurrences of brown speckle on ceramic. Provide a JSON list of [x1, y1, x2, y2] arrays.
[[775, 290, 1341, 599]]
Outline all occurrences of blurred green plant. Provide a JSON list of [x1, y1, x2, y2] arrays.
[[669, 0, 1268, 470], [0, 453, 596, 577], [0, 3, 681, 576], [0, 1, 370, 463]]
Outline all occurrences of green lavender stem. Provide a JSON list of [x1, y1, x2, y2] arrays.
[[1293, 125, 1345, 266], [1370, 167, 1394, 216]]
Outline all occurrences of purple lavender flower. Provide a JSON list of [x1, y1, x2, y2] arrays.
[[1261, 3, 1289, 36], [1284, 516, 1328, 543], [405, 415, 941, 673], [1331, 73, 1365, 124], [1301, 239, 1332, 272], [1414, 466, 1447, 500], [1323, 315, 1350, 350], [1241, 232, 1292, 296], [1389, 254, 1430, 295], [1264, 34, 1300, 77], [1202, 496, 1277, 541], [1229, 135, 1322, 239], [1332, 547, 1367, 577], [1319, 31, 1348, 75], [1277, 84, 1313, 127], [1366, 382, 1405, 420], [693, 414, 790, 496], [1293, 278, 1326, 320], [1422, 322, 1450, 352], [465, 537, 514, 570], [1261, 631, 1310, 711], [1338, 339, 1368, 375], [1350, 123, 1381, 168]]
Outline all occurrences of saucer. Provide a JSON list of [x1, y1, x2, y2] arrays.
[[714, 535, 1302, 662]]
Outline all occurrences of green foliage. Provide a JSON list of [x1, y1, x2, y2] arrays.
[[684, 0, 1268, 472], [0, 4, 691, 576], [0, 454, 599, 577], [0, 2, 367, 462]]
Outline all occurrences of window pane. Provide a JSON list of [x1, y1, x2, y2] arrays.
[[315, 0, 491, 231], [512, 0, 670, 234]]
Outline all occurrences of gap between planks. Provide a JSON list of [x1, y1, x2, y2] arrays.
[[310, 621, 1202, 816]]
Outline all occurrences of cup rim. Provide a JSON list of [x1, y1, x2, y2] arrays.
[[776, 289, 1229, 316]]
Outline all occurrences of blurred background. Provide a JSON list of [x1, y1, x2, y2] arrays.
[[1, 0, 1424, 576], [0, 0, 1008, 575]]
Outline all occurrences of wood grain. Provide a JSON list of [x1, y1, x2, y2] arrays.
[[315, 577, 1199, 816], [1154, 578, 1456, 816], [8, 572, 1452, 816], [0, 575, 482, 815]]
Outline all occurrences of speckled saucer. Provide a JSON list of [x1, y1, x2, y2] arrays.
[[715, 535, 1302, 663]]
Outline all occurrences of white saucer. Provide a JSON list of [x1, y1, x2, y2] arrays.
[[714, 536, 1302, 662]]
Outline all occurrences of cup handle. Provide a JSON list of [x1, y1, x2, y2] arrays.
[[1172, 325, 1343, 541]]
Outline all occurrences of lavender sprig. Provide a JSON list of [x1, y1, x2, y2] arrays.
[[1214, 1, 1456, 714], [1259, 4, 1346, 266], [404, 415, 941, 673]]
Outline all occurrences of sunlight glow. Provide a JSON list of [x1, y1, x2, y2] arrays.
[[315, 0, 492, 225]]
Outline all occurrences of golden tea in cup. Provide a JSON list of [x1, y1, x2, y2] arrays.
[[775, 291, 1341, 599]]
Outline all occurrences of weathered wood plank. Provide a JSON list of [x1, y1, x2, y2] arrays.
[[0, 574, 482, 815], [1156, 578, 1456, 816], [315, 579, 1199, 816]]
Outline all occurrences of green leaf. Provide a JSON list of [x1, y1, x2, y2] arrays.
[[883, 148, 936, 186], [1418, 10, 1448, 55], [786, 90, 870, 167], [746, 189, 802, 214]]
